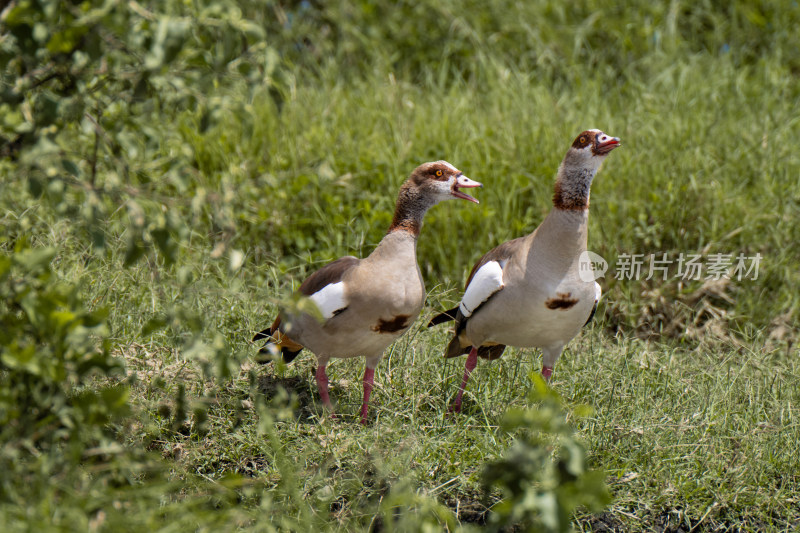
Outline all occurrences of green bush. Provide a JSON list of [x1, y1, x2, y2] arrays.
[[484, 375, 610, 532], [0, 245, 125, 459]]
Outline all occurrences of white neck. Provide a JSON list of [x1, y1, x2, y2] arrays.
[[368, 230, 418, 266], [527, 208, 589, 270]]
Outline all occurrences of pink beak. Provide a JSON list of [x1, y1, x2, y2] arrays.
[[452, 175, 482, 203], [596, 136, 621, 155]]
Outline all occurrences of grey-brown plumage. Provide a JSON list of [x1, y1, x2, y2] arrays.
[[253, 256, 359, 363], [429, 130, 620, 412], [254, 161, 482, 423]]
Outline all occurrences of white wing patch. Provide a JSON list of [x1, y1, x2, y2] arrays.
[[594, 281, 602, 304], [459, 260, 505, 318], [309, 281, 347, 320]]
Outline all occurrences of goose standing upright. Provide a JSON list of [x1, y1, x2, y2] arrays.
[[254, 161, 482, 423], [428, 130, 620, 412]]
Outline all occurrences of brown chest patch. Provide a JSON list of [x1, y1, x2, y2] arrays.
[[387, 219, 421, 236], [545, 292, 579, 310], [552, 181, 589, 210], [372, 314, 411, 333]]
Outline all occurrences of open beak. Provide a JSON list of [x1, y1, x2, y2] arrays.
[[595, 136, 621, 155], [452, 175, 482, 204]]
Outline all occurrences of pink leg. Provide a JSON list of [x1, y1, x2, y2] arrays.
[[359, 367, 375, 425], [315, 365, 334, 412], [450, 347, 479, 413], [541, 365, 553, 381]]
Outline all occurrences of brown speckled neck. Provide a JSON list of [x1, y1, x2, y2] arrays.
[[387, 182, 435, 236], [552, 167, 594, 211]]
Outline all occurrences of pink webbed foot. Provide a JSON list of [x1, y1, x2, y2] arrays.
[[541, 365, 553, 381]]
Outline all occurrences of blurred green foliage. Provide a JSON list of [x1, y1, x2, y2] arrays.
[[484, 375, 610, 531], [0, 244, 124, 460]]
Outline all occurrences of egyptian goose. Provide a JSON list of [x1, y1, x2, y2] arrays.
[[253, 161, 482, 423], [428, 130, 620, 412]]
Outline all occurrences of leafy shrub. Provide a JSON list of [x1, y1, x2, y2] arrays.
[[0, 245, 126, 458], [484, 375, 610, 532]]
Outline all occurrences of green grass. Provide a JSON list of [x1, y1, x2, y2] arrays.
[[4, 0, 800, 530], [102, 274, 800, 530]]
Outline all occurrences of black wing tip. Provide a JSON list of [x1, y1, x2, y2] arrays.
[[254, 327, 302, 365], [444, 336, 469, 358], [256, 345, 302, 365], [253, 328, 272, 342], [478, 344, 506, 361], [254, 327, 274, 364], [427, 306, 459, 327], [281, 347, 302, 364]]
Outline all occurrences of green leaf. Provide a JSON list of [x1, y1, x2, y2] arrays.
[[82, 307, 109, 328], [33, 92, 59, 127], [47, 26, 89, 55], [124, 234, 146, 267], [151, 226, 178, 265], [14, 247, 57, 271], [61, 158, 80, 178], [51, 309, 77, 329], [146, 17, 190, 69], [0, 343, 40, 374], [141, 316, 168, 336], [101, 385, 131, 412], [3, 4, 39, 26]]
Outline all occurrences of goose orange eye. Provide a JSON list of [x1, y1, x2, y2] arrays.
[[579, 136, 586, 144], [435, 170, 443, 177]]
